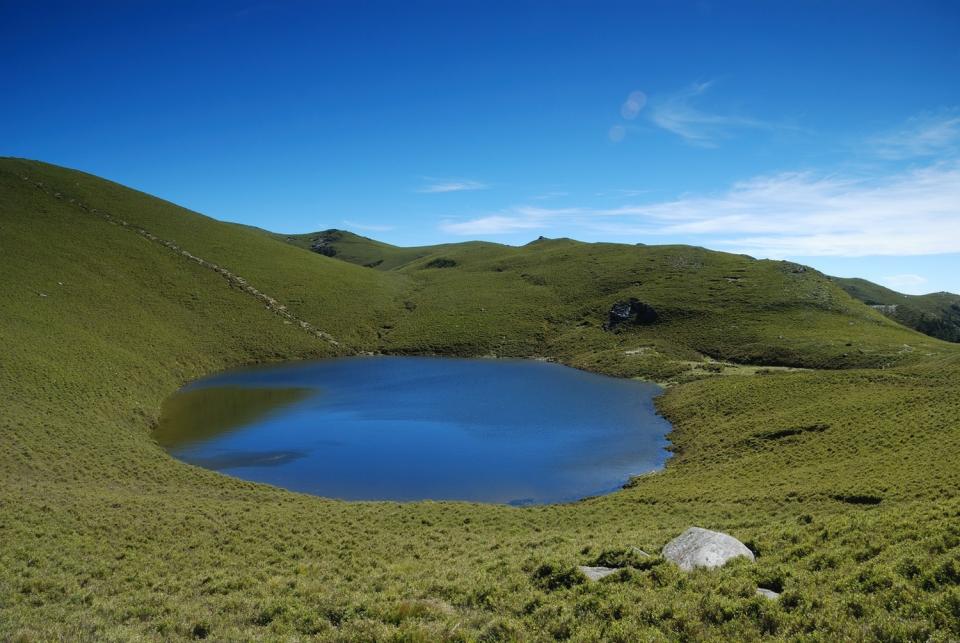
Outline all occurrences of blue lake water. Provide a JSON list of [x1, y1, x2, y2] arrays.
[[154, 356, 671, 504]]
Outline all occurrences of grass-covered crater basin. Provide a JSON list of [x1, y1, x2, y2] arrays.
[[155, 356, 671, 504]]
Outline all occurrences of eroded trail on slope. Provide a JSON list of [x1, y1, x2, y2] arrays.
[[17, 173, 342, 349]]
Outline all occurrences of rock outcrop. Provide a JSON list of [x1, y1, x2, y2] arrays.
[[309, 230, 342, 257], [661, 527, 754, 571], [578, 566, 619, 581], [603, 298, 658, 331]]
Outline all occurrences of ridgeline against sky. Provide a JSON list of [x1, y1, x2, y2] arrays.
[[2, 0, 958, 292]]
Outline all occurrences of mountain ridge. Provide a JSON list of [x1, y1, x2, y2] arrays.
[[273, 225, 960, 346]]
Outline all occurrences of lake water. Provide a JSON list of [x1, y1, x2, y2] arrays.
[[154, 356, 671, 504]]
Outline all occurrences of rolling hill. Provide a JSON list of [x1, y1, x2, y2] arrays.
[[1, 157, 958, 641], [832, 276, 960, 343]]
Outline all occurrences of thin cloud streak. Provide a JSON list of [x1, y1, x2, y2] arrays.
[[417, 178, 488, 193], [342, 220, 395, 233], [595, 188, 651, 198], [647, 81, 776, 147], [441, 214, 545, 235], [439, 162, 960, 258], [881, 274, 928, 291], [867, 111, 960, 160]]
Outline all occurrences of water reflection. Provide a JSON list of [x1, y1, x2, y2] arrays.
[[155, 357, 671, 504]]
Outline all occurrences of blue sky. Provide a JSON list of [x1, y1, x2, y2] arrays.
[[2, 1, 959, 294]]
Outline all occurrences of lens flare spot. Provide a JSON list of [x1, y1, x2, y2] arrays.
[[620, 90, 647, 120]]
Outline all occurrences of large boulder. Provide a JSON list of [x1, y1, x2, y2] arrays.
[[662, 527, 755, 571], [603, 298, 658, 331]]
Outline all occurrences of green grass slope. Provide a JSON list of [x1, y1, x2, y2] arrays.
[[832, 276, 960, 343], [273, 229, 451, 270], [286, 229, 949, 377], [1, 158, 959, 641]]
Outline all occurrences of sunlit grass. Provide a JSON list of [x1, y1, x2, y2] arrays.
[[1, 158, 958, 640]]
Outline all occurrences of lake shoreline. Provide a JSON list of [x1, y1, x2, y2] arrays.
[[155, 355, 674, 506]]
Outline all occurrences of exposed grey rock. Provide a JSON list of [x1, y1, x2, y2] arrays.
[[661, 527, 755, 571], [578, 565, 619, 581], [755, 588, 780, 600], [309, 230, 342, 257], [310, 242, 337, 257], [603, 298, 658, 331]]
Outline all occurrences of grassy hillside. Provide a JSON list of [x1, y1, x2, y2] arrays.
[[832, 276, 960, 343], [1, 158, 958, 641], [272, 229, 450, 270], [283, 228, 948, 377]]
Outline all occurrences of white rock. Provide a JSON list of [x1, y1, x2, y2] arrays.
[[755, 588, 780, 600], [662, 527, 755, 571], [578, 565, 619, 581]]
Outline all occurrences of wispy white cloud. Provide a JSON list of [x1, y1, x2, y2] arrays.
[[867, 110, 960, 160], [881, 274, 928, 292], [532, 191, 569, 200], [439, 161, 960, 257], [595, 188, 651, 198], [647, 81, 776, 147], [441, 212, 548, 235], [342, 220, 395, 233], [417, 178, 488, 193]]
